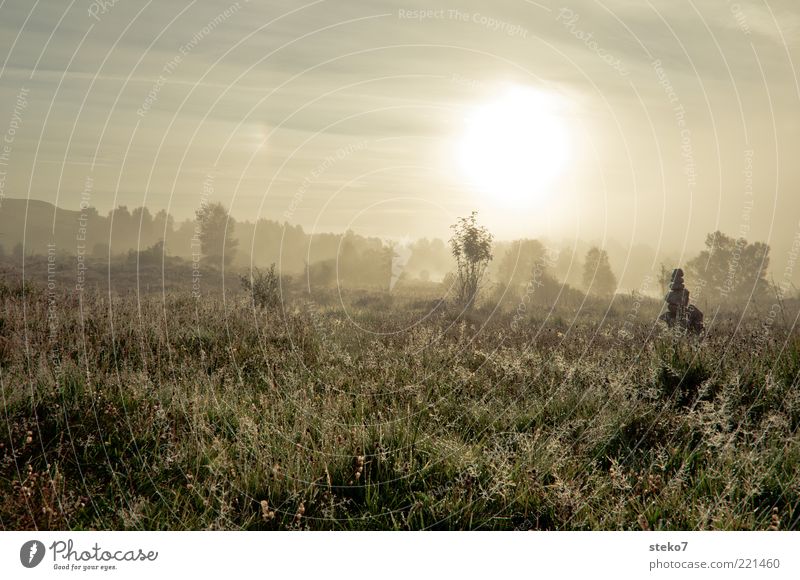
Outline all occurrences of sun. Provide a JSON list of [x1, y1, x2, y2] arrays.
[[456, 86, 571, 207]]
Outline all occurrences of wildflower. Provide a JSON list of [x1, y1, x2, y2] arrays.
[[354, 455, 365, 481], [260, 500, 275, 521], [294, 502, 305, 524], [769, 507, 780, 531]]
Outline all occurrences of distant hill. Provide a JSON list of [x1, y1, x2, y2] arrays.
[[0, 198, 90, 257]]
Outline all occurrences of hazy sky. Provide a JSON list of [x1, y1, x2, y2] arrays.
[[1, 0, 798, 267]]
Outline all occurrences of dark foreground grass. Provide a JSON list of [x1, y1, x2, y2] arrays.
[[1, 285, 798, 530]]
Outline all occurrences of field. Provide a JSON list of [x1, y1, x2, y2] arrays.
[[1, 278, 799, 530]]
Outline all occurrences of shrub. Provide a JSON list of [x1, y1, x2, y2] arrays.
[[240, 264, 281, 310]]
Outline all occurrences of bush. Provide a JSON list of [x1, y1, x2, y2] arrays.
[[240, 264, 281, 310]]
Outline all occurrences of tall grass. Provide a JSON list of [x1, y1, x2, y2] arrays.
[[1, 285, 798, 530]]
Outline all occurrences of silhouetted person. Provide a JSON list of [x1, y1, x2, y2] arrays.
[[660, 268, 704, 333]]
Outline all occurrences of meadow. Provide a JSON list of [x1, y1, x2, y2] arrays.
[[1, 276, 798, 530]]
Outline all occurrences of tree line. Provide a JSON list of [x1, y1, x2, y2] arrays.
[[448, 213, 779, 308], [0, 199, 782, 305]]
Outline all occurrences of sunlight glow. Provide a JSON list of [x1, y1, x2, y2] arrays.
[[456, 86, 571, 207]]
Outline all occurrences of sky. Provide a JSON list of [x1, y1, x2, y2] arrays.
[[0, 0, 799, 271]]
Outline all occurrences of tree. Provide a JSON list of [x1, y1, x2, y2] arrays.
[[687, 231, 769, 303], [195, 202, 238, 268], [582, 247, 616, 297], [132, 207, 154, 248], [405, 237, 453, 280], [108, 205, 134, 253], [553, 244, 583, 288], [134, 240, 165, 266], [334, 231, 395, 289], [497, 239, 546, 290], [449, 211, 493, 308], [151, 209, 174, 254]]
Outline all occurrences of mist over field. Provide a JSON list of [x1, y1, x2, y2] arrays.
[[0, 196, 792, 304], [1, 0, 799, 532]]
